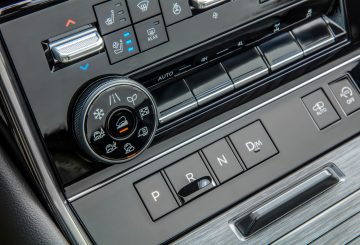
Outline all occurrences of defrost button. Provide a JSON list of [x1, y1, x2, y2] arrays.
[[134, 15, 168, 51]]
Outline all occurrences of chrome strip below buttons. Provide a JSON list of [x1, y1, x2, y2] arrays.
[[49, 28, 104, 64], [191, 0, 226, 9]]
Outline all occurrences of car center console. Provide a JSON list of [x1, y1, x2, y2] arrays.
[[1, 0, 360, 244]]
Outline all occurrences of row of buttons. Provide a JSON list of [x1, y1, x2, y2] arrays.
[[135, 121, 278, 220], [302, 77, 360, 130], [152, 17, 338, 124], [94, 0, 193, 64]]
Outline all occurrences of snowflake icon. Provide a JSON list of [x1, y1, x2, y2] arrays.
[[93, 108, 105, 120]]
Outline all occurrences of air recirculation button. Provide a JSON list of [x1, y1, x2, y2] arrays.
[[73, 77, 158, 164]]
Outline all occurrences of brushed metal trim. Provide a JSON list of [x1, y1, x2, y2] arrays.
[[68, 53, 360, 203], [0, 50, 92, 244], [229, 165, 344, 241], [173, 134, 360, 244]]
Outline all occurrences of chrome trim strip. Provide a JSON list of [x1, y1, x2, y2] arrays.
[[68, 53, 360, 202], [159, 99, 198, 124], [0, 51, 91, 244]]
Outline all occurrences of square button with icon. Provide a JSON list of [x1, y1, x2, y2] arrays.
[[103, 26, 140, 64], [134, 15, 168, 51], [94, 0, 132, 35], [302, 89, 340, 129], [229, 121, 278, 169], [160, 0, 193, 26], [127, 0, 161, 23], [329, 78, 360, 116]]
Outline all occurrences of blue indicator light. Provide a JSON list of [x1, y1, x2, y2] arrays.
[[126, 40, 132, 45], [123, 32, 130, 37], [128, 47, 134, 52]]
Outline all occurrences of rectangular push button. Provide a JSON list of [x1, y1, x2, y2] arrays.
[[292, 17, 334, 56], [152, 79, 197, 124], [103, 26, 139, 64], [127, 0, 161, 23], [94, 0, 131, 35], [229, 121, 278, 169], [302, 89, 340, 129], [135, 172, 178, 220], [185, 64, 233, 106], [160, 0, 192, 26], [165, 153, 216, 203], [222, 48, 269, 89], [330, 78, 360, 115], [202, 139, 243, 183], [259, 32, 303, 71], [134, 15, 168, 51]]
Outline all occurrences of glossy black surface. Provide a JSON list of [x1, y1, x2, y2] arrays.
[[0, 0, 339, 186]]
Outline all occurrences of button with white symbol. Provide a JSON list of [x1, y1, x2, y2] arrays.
[[127, 0, 161, 23], [103, 26, 139, 64], [229, 121, 278, 169], [302, 89, 340, 129], [107, 108, 137, 140], [330, 78, 360, 116], [160, 0, 192, 26], [94, 0, 131, 35], [165, 153, 216, 203], [202, 139, 243, 183], [134, 15, 168, 51], [135, 173, 179, 220]]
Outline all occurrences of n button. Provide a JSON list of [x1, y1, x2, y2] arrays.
[[202, 139, 243, 183], [135, 173, 178, 220]]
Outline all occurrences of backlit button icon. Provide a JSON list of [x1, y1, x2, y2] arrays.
[[137, 0, 150, 12], [65, 19, 76, 27]]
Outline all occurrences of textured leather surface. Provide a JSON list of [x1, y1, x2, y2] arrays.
[[0, 121, 69, 244]]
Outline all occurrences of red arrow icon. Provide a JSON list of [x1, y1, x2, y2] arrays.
[[65, 19, 76, 27]]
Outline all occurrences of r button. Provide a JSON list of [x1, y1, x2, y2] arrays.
[[135, 172, 178, 220]]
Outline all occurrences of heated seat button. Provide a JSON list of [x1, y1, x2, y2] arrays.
[[329, 78, 360, 116], [185, 64, 234, 106], [134, 15, 168, 51], [302, 89, 340, 129], [202, 139, 243, 183], [94, 0, 131, 35], [127, 0, 161, 23], [160, 0, 193, 26], [135, 173, 179, 220], [259, 32, 303, 71], [103, 26, 139, 64], [229, 121, 278, 169], [165, 153, 216, 203]]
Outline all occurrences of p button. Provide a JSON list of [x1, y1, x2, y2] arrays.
[[135, 172, 178, 220]]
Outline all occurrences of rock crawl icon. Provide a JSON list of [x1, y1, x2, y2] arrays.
[[93, 108, 105, 120]]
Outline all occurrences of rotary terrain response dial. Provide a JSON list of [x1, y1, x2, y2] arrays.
[[74, 77, 158, 164]]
